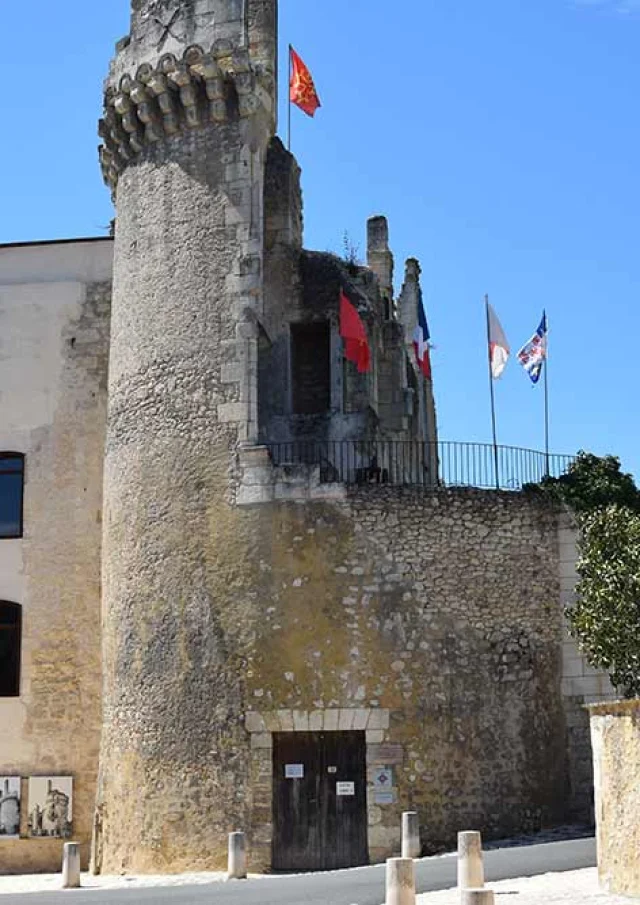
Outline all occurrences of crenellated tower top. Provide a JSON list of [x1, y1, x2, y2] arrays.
[[99, 0, 277, 192]]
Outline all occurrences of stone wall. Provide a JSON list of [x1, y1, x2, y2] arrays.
[[589, 700, 640, 897], [238, 486, 569, 867], [0, 240, 112, 872]]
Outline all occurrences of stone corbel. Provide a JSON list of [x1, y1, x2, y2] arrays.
[[238, 94, 260, 118], [167, 64, 201, 129], [210, 99, 228, 124], [129, 82, 163, 144], [235, 71, 254, 97], [101, 110, 134, 162], [146, 73, 180, 136]]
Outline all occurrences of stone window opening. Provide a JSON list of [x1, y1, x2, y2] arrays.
[[291, 322, 331, 415], [0, 602, 21, 697], [0, 454, 24, 539], [224, 77, 240, 121]]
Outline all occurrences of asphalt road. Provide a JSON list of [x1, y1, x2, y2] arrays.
[[6, 837, 596, 905]]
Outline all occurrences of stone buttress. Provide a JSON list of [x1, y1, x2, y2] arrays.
[[95, 0, 277, 873]]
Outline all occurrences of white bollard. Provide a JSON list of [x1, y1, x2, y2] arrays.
[[385, 856, 416, 905], [461, 890, 495, 905], [61, 842, 81, 889], [401, 811, 420, 859], [227, 831, 247, 880], [457, 831, 484, 890]]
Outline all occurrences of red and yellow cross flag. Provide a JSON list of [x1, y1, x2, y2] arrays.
[[289, 46, 321, 117]]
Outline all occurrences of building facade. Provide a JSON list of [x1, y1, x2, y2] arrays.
[[0, 0, 615, 876]]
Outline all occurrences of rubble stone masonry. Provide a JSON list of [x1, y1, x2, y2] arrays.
[[240, 487, 569, 867]]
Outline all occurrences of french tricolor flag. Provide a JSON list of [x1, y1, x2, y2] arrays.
[[412, 291, 432, 379]]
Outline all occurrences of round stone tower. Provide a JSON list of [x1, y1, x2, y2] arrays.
[[95, 0, 277, 873]]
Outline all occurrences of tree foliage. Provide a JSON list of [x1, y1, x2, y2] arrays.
[[536, 451, 640, 514], [572, 505, 640, 698], [535, 451, 640, 698]]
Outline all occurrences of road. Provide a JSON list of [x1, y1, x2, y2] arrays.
[[6, 837, 596, 905]]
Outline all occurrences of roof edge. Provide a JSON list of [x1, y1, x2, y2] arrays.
[[0, 236, 113, 251]]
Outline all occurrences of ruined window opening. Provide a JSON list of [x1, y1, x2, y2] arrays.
[[0, 602, 21, 697], [291, 323, 331, 415], [0, 454, 24, 539], [224, 78, 240, 121]]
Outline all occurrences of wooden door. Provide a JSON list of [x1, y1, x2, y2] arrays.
[[272, 731, 368, 871]]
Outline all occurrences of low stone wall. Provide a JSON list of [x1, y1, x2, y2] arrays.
[[590, 699, 640, 897]]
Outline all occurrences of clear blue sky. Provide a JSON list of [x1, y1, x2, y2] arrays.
[[1, 0, 639, 475]]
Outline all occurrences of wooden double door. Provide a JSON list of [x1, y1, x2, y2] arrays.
[[272, 731, 368, 871]]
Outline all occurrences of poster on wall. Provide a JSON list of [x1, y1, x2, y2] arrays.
[[0, 778, 21, 838], [27, 777, 73, 839]]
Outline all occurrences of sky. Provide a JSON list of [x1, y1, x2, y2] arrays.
[[1, 0, 639, 476]]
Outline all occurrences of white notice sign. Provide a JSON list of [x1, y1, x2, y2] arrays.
[[336, 781, 355, 796], [285, 764, 304, 779]]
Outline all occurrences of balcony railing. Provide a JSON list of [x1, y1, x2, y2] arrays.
[[264, 440, 573, 491]]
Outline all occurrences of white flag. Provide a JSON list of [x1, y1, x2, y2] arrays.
[[487, 303, 510, 379]]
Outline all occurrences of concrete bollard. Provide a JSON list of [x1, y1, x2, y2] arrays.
[[227, 831, 247, 880], [385, 857, 416, 905], [401, 811, 421, 859], [61, 842, 81, 889], [461, 890, 495, 905], [457, 831, 484, 890]]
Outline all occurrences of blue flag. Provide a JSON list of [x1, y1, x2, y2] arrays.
[[517, 312, 548, 385]]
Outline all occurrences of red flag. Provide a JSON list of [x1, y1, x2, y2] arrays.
[[289, 47, 321, 117], [340, 292, 371, 374]]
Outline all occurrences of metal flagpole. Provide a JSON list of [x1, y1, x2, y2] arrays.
[[543, 310, 550, 477], [485, 294, 500, 489], [287, 44, 292, 151]]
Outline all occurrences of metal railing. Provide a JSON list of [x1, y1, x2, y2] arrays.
[[264, 440, 572, 491]]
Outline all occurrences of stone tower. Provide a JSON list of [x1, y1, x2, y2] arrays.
[[95, 0, 278, 873]]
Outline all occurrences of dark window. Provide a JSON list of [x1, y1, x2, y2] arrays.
[[0, 603, 21, 697], [0, 454, 24, 539], [291, 323, 331, 415]]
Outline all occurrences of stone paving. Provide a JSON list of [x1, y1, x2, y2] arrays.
[[0, 870, 230, 896], [417, 869, 631, 905]]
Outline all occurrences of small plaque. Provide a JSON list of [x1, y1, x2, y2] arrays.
[[367, 744, 404, 765], [327, 766, 337, 774], [373, 766, 394, 790], [374, 791, 397, 805], [285, 764, 304, 779], [336, 781, 355, 796]]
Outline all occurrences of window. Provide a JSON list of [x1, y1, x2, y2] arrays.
[[0, 454, 24, 539], [291, 323, 331, 415], [0, 603, 21, 697]]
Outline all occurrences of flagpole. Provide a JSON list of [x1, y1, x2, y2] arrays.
[[287, 44, 292, 151], [485, 294, 500, 489], [543, 310, 550, 477]]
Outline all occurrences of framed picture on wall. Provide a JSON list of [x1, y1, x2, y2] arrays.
[[0, 778, 21, 838], [27, 777, 72, 839]]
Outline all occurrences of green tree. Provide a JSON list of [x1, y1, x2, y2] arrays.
[[533, 451, 640, 698], [538, 451, 640, 514], [570, 505, 640, 698]]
